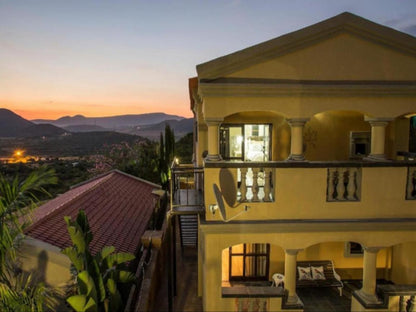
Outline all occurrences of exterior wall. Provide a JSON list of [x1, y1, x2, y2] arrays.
[[204, 166, 415, 222], [228, 33, 416, 81], [19, 237, 72, 288], [391, 242, 416, 284]]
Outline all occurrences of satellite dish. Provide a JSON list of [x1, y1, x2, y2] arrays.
[[209, 184, 249, 222]]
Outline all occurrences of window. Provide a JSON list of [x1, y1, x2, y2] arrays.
[[344, 241, 363, 257], [220, 124, 271, 161], [229, 243, 270, 281], [349, 132, 370, 159]]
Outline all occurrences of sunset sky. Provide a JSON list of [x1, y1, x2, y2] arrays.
[[1, 0, 415, 120]]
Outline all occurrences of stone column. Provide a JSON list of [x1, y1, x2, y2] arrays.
[[358, 247, 383, 304], [205, 118, 223, 161], [284, 249, 303, 306], [286, 118, 309, 161], [365, 117, 392, 161]]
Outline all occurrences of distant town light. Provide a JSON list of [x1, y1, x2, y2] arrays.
[[14, 149, 24, 157]]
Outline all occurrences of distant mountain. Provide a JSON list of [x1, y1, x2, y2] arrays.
[[0, 108, 34, 137], [127, 118, 194, 140], [64, 124, 107, 132], [32, 113, 185, 130], [19, 123, 67, 137]]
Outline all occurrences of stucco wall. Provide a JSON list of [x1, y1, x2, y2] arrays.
[[228, 33, 416, 81], [19, 237, 72, 288], [391, 242, 416, 284]]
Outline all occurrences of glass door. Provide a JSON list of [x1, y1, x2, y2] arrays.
[[244, 124, 270, 161], [220, 125, 244, 160]]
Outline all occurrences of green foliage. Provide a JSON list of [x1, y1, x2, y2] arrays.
[[175, 132, 193, 164], [0, 166, 58, 311], [90, 139, 159, 183], [62, 210, 136, 312], [158, 125, 176, 189]]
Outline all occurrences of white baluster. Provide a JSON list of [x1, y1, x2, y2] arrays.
[[336, 168, 345, 201], [347, 168, 357, 201], [240, 167, 247, 202], [252, 167, 260, 202], [409, 295, 415, 312], [263, 168, 272, 202], [327, 168, 335, 201]]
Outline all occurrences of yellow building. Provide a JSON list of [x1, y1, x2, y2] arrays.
[[177, 12, 416, 312]]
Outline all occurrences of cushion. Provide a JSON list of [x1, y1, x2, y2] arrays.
[[297, 266, 312, 280], [311, 266, 326, 280]]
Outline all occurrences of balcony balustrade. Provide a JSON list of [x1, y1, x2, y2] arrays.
[[327, 167, 361, 202], [204, 160, 416, 221], [238, 167, 273, 202]]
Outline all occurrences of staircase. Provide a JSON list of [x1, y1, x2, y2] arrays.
[[178, 214, 198, 247]]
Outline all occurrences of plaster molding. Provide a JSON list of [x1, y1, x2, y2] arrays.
[[364, 117, 394, 126], [199, 81, 416, 97], [286, 118, 310, 127], [204, 117, 224, 126]]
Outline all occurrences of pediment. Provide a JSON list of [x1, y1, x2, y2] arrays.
[[197, 12, 416, 81]]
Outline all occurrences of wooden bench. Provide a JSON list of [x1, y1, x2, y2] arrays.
[[296, 260, 343, 296]]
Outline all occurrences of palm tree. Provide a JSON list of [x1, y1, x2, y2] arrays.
[[0, 166, 58, 311]]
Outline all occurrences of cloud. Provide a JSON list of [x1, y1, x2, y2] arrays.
[[383, 14, 416, 36], [403, 24, 416, 36]]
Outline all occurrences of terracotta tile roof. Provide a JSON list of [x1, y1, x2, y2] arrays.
[[25, 170, 162, 255]]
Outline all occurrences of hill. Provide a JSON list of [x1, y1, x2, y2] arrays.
[[64, 124, 107, 132], [19, 123, 67, 137], [32, 112, 185, 130], [0, 131, 143, 157], [127, 118, 194, 140], [0, 108, 34, 137]]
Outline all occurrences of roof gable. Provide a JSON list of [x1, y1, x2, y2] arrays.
[[197, 12, 416, 80]]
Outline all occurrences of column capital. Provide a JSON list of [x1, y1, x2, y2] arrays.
[[204, 117, 224, 126], [284, 248, 303, 255], [364, 117, 393, 127], [286, 118, 310, 127], [364, 246, 384, 253]]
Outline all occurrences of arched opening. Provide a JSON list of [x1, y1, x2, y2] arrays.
[[221, 111, 290, 161], [393, 112, 416, 160], [304, 110, 370, 161]]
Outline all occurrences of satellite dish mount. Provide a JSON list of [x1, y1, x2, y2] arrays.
[[209, 184, 249, 222]]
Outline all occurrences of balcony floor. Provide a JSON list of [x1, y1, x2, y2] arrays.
[[297, 287, 351, 312]]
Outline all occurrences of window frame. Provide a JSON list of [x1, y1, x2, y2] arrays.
[[219, 123, 272, 161], [229, 243, 270, 282]]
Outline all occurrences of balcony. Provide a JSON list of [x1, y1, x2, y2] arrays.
[[204, 160, 416, 221]]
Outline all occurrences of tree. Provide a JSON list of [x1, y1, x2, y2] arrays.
[[89, 140, 159, 183], [62, 210, 136, 312], [0, 166, 58, 311], [158, 124, 176, 189], [175, 132, 193, 164]]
